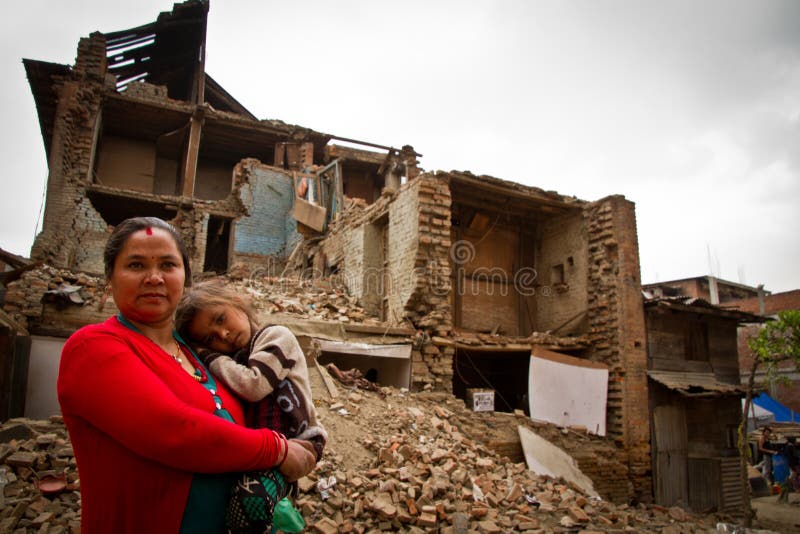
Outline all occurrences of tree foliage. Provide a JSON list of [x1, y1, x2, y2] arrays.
[[739, 309, 800, 525], [748, 309, 800, 377]]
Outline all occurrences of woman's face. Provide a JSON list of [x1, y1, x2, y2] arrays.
[[187, 304, 252, 354], [110, 227, 186, 326]]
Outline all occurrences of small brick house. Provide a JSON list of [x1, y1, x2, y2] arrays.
[[5, 0, 662, 503]]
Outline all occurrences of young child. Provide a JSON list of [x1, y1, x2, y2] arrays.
[[175, 279, 327, 533]]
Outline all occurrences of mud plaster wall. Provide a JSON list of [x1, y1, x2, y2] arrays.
[[195, 159, 232, 201], [31, 34, 109, 270], [584, 195, 650, 502], [535, 210, 589, 335], [386, 181, 420, 322], [343, 226, 366, 299], [95, 135, 156, 193], [231, 161, 300, 275]]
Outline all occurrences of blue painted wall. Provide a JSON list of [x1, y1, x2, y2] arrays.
[[234, 166, 299, 256]]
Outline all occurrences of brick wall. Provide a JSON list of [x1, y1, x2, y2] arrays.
[[535, 210, 589, 334], [730, 289, 800, 315], [31, 34, 109, 269], [400, 174, 453, 390], [738, 321, 800, 412], [318, 174, 454, 390], [584, 195, 651, 502]]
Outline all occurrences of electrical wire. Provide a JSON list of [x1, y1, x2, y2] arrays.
[[32, 173, 47, 245]]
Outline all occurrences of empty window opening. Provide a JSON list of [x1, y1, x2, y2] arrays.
[[203, 216, 232, 274], [362, 216, 388, 319]]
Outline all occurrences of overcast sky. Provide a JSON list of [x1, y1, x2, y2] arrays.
[[1, 1, 798, 292]]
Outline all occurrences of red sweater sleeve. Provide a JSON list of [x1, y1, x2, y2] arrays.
[[58, 325, 286, 473]]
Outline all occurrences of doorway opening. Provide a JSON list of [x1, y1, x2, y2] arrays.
[[453, 348, 531, 414], [203, 216, 232, 273]]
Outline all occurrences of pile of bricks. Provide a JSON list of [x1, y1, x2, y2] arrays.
[[0, 417, 80, 533], [0, 387, 739, 533], [3, 265, 106, 332], [239, 277, 375, 325], [296, 387, 719, 534]]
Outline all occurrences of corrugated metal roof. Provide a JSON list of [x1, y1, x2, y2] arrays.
[[642, 294, 765, 323], [647, 370, 747, 397], [643, 294, 716, 307]]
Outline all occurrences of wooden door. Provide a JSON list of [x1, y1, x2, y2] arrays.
[[653, 404, 689, 507]]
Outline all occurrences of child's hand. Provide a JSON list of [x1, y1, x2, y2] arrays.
[[194, 347, 219, 367]]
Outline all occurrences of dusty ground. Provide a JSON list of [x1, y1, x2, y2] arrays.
[[751, 493, 800, 533]]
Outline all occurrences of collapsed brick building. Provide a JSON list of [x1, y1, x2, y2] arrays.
[[5, 0, 659, 504]]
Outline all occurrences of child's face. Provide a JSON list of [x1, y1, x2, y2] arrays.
[[187, 304, 252, 354]]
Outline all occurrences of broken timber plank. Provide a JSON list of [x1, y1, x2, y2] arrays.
[[293, 197, 327, 232], [315, 359, 339, 399]]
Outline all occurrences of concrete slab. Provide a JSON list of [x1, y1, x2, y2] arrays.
[[518, 424, 598, 498]]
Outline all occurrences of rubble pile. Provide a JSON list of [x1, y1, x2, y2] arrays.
[[3, 264, 382, 331], [0, 386, 735, 533], [236, 278, 378, 326], [0, 417, 80, 533], [3, 265, 105, 330], [298, 387, 722, 533]]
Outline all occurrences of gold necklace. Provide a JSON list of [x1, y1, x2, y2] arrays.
[[168, 340, 204, 382]]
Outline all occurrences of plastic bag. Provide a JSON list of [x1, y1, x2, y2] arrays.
[[272, 497, 305, 533]]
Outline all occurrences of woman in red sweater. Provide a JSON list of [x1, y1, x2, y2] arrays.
[[57, 217, 316, 533]]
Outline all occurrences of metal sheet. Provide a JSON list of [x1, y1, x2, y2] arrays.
[[648, 370, 747, 397]]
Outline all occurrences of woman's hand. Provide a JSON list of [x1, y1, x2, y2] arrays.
[[278, 439, 316, 481]]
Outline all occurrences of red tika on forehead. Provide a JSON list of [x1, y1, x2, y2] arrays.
[[145, 227, 153, 235]]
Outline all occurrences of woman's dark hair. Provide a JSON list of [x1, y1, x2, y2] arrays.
[[104, 217, 192, 286]]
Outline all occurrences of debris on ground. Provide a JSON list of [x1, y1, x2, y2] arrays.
[[0, 384, 783, 532]]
